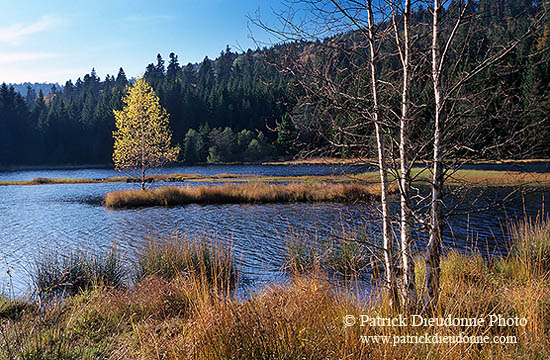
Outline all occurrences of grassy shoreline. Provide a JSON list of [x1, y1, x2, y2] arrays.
[[1, 219, 548, 359], [263, 157, 550, 165], [2, 168, 550, 187], [0, 173, 260, 186]]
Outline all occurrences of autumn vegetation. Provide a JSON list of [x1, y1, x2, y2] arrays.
[[112, 79, 180, 189], [2, 168, 550, 187], [1, 219, 548, 359], [104, 182, 387, 208], [0, 1, 548, 358]]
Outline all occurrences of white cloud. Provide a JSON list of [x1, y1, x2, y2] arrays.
[[0, 15, 60, 45], [0, 52, 60, 65]]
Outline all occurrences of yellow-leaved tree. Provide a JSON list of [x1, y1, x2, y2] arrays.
[[113, 78, 179, 189]]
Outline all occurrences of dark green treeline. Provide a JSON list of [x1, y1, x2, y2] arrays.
[[0, 46, 291, 166], [0, 0, 549, 166]]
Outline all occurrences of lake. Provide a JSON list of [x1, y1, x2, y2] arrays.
[[0, 163, 548, 295]]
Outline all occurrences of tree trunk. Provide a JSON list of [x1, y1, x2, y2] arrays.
[[141, 165, 145, 190], [398, 0, 417, 311], [424, 0, 444, 313], [141, 115, 145, 191], [367, 0, 399, 309]]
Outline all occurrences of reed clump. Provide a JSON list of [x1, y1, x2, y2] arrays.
[[283, 230, 372, 279], [33, 249, 125, 298], [510, 218, 550, 275], [136, 234, 238, 292], [105, 182, 384, 208]]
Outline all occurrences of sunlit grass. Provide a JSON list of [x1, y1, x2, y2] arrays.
[[283, 230, 374, 279], [2, 167, 549, 187], [136, 234, 238, 292], [104, 182, 386, 208], [0, 220, 549, 359]]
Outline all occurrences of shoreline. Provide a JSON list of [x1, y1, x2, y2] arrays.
[[1, 158, 549, 172], [2, 169, 550, 188], [263, 157, 550, 166]]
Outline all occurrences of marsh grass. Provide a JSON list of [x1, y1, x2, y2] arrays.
[[136, 234, 238, 292], [105, 182, 384, 208], [0, 173, 252, 186], [0, 295, 33, 321], [283, 230, 373, 280], [33, 249, 125, 298], [2, 169, 549, 189], [0, 177, 120, 186], [1, 220, 549, 359], [510, 218, 550, 274], [405, 168, 550, 187]]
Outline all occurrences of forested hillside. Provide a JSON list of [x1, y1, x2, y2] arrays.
[[0, 47, 291, 166], [0, 0, 548, 167]]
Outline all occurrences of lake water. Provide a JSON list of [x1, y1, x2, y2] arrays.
[[0, 164, 548, 295]]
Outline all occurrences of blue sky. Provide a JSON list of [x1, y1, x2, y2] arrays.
[[0, 0, 284, 84]]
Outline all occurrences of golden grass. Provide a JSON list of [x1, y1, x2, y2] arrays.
[[395, 168, 550, 187], [0, 174, 204, 186], [135, 234, 238, 292], [2, 167, 549, 188], [1, 219, 549, 359], [104, 182, 386, 208], [263, 157, 373, 165], [0, 177, 100, 185], [265, 157, 550, 166]]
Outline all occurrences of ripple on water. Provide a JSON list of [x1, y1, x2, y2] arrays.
[[0, 166, 548, 295]]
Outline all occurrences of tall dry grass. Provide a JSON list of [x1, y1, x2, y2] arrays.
[[33, 249, 125, 298], [1, 219, 549, 359], [283, 230, 374, 280], [105, 182, 385, 208], [136, 234, 238, 292]]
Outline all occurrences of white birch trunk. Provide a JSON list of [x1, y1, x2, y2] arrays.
[[367, 0, 398, 308], [424, 0, 444, 312], [398, 0, 417, 310]]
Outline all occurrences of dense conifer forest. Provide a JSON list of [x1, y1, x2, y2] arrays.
[[0, 0, 548, 166]]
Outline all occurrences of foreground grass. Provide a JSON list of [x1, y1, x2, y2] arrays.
[[1, 220, 549, 359], [33, 249, 125, 299], [104, 182, 386, 208]]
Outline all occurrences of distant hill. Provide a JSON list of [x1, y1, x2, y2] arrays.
[[7, 82, 60, 97]]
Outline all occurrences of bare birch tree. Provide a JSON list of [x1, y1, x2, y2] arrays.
[[388, 0, 418, 310], [252, 0, 401, 307], [253, 0, 550, 313], [423, 0, 549, 311], [366, 0, 399, 308]]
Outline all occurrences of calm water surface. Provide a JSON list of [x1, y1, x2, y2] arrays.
[[0, 164, 548, 295]]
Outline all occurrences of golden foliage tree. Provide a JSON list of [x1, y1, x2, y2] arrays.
[[113, 78, 179, 189]]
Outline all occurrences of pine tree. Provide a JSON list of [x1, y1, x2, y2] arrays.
[[167, 52, 181, 81], [154, 53, 165, 81], [116, 67, 128, 87]]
